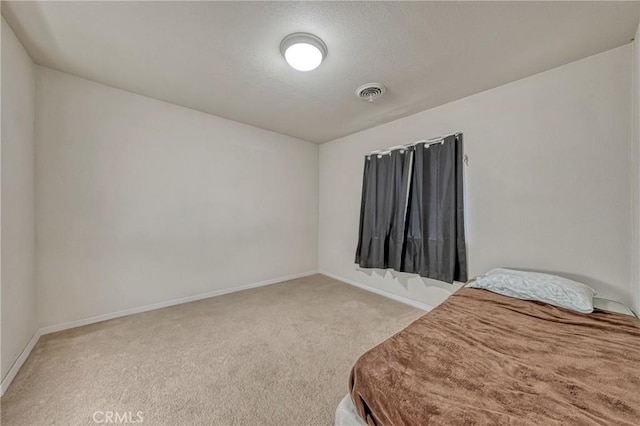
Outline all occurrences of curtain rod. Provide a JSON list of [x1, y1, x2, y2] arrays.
[[367, 132, 462, 157]]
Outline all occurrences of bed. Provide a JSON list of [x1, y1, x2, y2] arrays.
[[338, 287, 640, 425]]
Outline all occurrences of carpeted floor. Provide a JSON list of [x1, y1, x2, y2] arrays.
[[1, 274, 424, 425]]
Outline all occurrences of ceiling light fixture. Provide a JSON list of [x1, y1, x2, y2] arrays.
[[280, 32, 327, 72]]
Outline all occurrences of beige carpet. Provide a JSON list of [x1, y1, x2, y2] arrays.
[[1, 274, 424, 425]]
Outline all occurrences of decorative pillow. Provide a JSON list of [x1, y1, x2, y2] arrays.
[[466, 268, 596, 313]]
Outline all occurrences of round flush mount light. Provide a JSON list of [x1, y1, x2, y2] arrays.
[[280, 32, 327, 72]]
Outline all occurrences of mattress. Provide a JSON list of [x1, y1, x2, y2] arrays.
[[349, 287, 640, 425], [335, 394, 366, 426]]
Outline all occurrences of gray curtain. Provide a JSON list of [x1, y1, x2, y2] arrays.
[[355, 134, 467, 284], [355, 149, 412, 270]]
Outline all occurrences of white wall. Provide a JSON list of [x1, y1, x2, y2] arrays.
[[320, 45, 633, 309], [1, 18, 37, 380], [35, 67, 318, 328], [632, 23, 640, 315]]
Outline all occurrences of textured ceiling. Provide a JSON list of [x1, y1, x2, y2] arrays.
[[2, 1, 639, 143]]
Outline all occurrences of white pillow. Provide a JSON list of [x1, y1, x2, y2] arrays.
[[466, 268, 596, 313]]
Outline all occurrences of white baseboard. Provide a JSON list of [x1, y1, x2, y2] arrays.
[[1, 329, 42, 397], [1, 270, 318, 396], [40, 270, 318, 335], [319, 270, 434, 312]]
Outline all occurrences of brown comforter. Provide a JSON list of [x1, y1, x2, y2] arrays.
[[349, 288, 640, 425]]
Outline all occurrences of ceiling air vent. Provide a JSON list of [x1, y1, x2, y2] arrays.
[[356, 83, 387, 102]]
